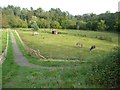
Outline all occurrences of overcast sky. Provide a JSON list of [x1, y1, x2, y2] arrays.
[[0, 0, 119, 15]]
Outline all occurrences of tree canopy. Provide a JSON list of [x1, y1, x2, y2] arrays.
[[1, 5, 119, 32]]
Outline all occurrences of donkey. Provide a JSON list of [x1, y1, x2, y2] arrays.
[[76, 42, 83, 48], [90, 45, 96, 52]]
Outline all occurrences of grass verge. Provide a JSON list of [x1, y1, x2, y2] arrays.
[[0, 31, 7, 55], [2, 32, 20, 86]]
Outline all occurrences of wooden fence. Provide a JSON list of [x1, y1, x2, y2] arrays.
[[15, 30, 46, 59], [26, 47, 46, 59]]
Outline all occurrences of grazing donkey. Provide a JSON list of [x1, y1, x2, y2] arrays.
[[33, 32, 39, 35], [76, 42, 83, 48], [90, 45, 96, 52]]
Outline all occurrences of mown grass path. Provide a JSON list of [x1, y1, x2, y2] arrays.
[[11, 32, 64, 69]]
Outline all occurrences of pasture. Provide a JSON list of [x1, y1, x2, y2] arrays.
[[2, 28, 119, 88], [2, 32, 97, 88], [17, 29, 118, 62]]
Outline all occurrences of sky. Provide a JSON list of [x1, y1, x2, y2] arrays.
[[0, 0, 119, 15]]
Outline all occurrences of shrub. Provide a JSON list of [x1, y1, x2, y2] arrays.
[[87, 47, 120, 88]]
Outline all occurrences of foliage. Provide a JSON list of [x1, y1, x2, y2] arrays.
[[37, 18, 48, 28], [31, 21, 39, 31], [97, 20, 106, 31], [50, 21, 62, 29], [1, 5, 119, 32], [76, 20, 87, 30], [88, 47, 120, 88]]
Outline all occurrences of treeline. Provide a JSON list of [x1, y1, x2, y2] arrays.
[[1, 5, 119, 31]]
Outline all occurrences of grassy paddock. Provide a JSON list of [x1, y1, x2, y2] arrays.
[[3, 31, 98, 88], [14, 31, 85, 66], [17, 29, 118, 61], [3, 29, 119, 88]]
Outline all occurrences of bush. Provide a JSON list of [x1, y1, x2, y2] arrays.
[[87, 47, 120, 88]]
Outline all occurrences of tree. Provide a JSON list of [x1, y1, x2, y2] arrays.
[[31, 21, 39, 31], [13, 6, 21, 16], [97, 20, 106, 31], [50, 21, 62, 29], [76, 20, 86, 30], [2, 15, 10, 28], [20, 8, 28, 21], [61, 19, 70, 29], [1, 6, 118, 32], [37, 18, 46, 28], [86, 21, 92, 30], [91, 21, 99, 31]]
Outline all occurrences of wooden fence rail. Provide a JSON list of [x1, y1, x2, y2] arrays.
[[15, 30, 46, 59], [26, 47, 46, 59]]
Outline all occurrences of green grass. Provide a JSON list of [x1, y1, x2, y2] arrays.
[[2, 32, 19, 86], [0, 30, 7, 55], [14, 31, 84, 67], [2, 31, 7, 52], [88, 47, 120, 88], [3, 31, 98, 88], [0, 64, 2, 89], [0, 30, 1, 55], [3, 29, 119, 88], [17, 29, 118, 63], [0, 30, 2, 89], [4, 66, 98, 88], [14, 30, 106, 67], [0, 30, 7, 89]]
